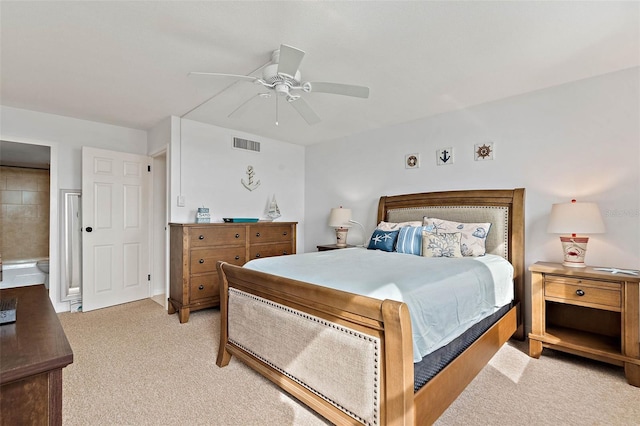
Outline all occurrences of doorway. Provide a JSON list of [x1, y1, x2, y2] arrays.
[[151, 150, 167, 308]]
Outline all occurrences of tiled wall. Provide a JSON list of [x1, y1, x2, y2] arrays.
[[0, 166, 50, 261]]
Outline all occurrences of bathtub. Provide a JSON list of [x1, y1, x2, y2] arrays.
[[1, 259, 47, 289]]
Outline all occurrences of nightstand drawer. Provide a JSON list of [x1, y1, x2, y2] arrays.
[[545, 276, 621, 310]]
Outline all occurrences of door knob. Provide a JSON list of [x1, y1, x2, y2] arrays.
[[86, 227, 93, 232]]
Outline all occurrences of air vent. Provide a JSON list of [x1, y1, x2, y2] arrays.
[[233, 137, 260, 152]]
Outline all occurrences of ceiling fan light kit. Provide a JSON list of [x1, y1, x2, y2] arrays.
[[190, 44, 369, 125]]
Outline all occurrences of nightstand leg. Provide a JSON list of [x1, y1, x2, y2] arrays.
[[625, 363, 640, 387], [529, 339, 542, 358]]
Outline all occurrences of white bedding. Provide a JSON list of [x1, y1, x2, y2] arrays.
[[244, 248, 514, 362]]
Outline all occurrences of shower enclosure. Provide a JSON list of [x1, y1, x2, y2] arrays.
[[60, 190, 82, 302]]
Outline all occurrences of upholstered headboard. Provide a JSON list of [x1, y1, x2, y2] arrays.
[[377, 188, 526, 339]]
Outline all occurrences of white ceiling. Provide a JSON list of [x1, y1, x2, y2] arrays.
[[1, 1, 638, 146]]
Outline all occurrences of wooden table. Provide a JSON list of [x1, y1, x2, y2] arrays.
[[0, 284, 74, 425]]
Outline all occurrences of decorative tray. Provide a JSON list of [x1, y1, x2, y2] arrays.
[[223, 218, 259, 223]]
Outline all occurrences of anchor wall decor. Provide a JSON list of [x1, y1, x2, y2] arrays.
[[241, 165, 261, 191]]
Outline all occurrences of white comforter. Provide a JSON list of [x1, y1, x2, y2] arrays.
[[244, 247, 514, 362]]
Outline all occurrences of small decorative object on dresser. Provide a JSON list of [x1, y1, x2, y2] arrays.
[[529, 261, 640, 387], [168, 222, 297, 323]]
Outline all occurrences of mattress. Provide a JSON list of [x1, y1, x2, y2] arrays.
[[244, 247, 514, 362]]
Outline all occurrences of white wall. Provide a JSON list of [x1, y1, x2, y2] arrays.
[[169, 118, 306, 250], [0, 106, 148, 311], [305, 67, 640, 333]]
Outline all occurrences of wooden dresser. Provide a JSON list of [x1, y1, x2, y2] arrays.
[[0, 284, 74, 426], [169, 222, 297, 323]]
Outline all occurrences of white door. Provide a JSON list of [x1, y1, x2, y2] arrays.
[[82, 147, 151, 312]]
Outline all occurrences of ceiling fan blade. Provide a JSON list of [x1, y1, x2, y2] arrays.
[[308, 82, 370, 98], [288, 97, 321, 125], [277, 44, 305, 78], [189, 72, 258, 83]]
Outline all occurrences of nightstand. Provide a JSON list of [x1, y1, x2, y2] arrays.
[[316, 244, 355, 251], [528, 261, 640, 386]]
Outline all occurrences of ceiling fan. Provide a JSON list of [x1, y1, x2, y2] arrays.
[[189, 44, 370, 125]]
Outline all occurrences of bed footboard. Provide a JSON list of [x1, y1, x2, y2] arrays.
[[217, 261, 415, 426]]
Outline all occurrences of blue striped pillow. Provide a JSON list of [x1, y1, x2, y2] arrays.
[[396, 226, 433, 255]]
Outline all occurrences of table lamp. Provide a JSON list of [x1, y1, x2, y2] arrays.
[[328, 207, 352, 247], [547, 199, 605, 267]]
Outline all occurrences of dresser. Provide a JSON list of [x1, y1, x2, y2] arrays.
[[0, 284, 74, 425], [528, 262, 640, 386], [169, 222, 297, 323]]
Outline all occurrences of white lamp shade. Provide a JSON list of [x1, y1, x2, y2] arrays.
[[328, 207, 352, 228], [547, 201, 605, 235]]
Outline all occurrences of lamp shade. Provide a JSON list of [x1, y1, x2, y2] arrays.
[[328, 207, 352, 228], [547, 200, 605, 235]]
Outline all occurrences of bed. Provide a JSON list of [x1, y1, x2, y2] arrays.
[[216, 188, 525, 425]]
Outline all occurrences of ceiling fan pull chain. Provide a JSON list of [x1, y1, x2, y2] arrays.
[[275, 95, 279, 126]]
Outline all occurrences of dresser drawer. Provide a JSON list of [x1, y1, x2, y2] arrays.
[[544, 276, 621, 310], [249, 225, 293, 244], [189, 226, 245, 248], [189, 273, 218, 302], [249, 242, 293, 260], [190, 247, 246, 274]]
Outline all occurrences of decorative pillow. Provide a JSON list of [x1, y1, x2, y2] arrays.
[[367, 229, 399, 252], [422, 231, 463, 258], [422, 218, 491, 257], [376, 220, 422, 231], [396, 225, 435, 255]]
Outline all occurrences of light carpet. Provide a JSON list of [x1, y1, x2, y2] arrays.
[[58, 299, 639, 425]]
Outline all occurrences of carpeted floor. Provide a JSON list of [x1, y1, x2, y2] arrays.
[[58, 299, 639, 425]]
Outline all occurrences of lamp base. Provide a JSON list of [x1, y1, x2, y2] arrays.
[[335, 227, 349, 247], [560, 236, 589, 268]]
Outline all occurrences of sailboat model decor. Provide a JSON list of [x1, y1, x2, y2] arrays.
[[267, 195, 281, 221]]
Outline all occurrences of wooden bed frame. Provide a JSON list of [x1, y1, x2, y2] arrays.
[[216, 188, 525, 425]]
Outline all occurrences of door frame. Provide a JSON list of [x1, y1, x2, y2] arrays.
[[150, 148, 169, 308]]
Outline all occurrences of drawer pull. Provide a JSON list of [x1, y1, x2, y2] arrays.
[[282, 251, 288, 255], [199, 235, 205, 240], [256, 232, 261, 237], [235, 255, 240, 260], [283, 231, 288, 236], [199, 259, 205, 264], [576, 289, 585, 296], [198, 285, 204, 290], [255, 253, 261, 258], [235, 233, 240, 238]]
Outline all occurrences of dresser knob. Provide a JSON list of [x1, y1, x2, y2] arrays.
[[283, 231, 287, 236], [576, 289, 585, 296], [282, 251, 288, 255], [235, 233, 240, 238], [255, 253, 261, 258], [256, 232, 261, 237], [235, 255, 240, 260], [199, 235, 205, 240], [198, 285, 204, 290], [199, 259, 205, 264]]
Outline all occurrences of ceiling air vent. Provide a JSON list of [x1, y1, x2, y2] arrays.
[[233, 137, 260, 152]]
